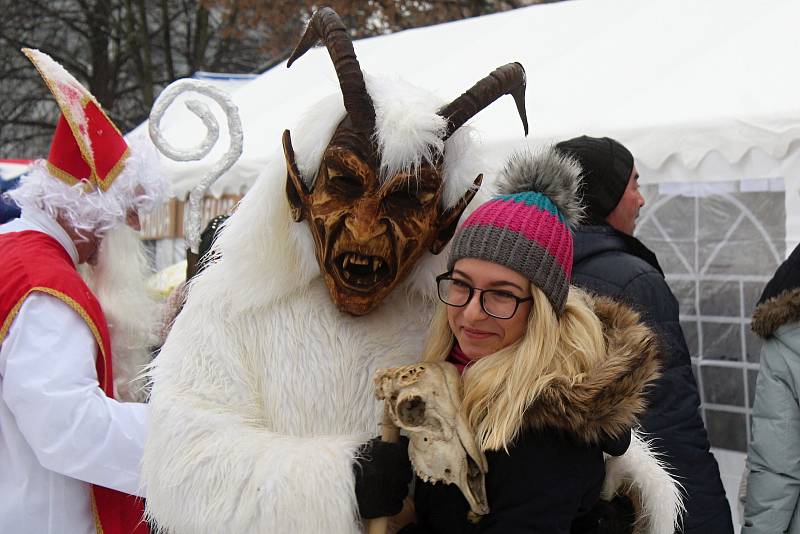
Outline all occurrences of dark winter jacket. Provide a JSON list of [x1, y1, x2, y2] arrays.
[[0, 176, 21, 224], [401, 293, 660, 534], [572, 224, 733, 534], [754, 242, 800, 307], [742, 243, 800, 534]]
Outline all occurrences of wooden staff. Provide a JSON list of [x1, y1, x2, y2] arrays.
[[366, 406, 401, 534]]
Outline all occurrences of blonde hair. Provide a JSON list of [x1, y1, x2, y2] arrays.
[[422, 285, 606, 452]]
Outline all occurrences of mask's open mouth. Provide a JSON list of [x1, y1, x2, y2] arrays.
[[333, 252, 392, 291]]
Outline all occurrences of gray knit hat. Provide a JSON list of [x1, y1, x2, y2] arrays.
[[447, 147, 582, 314]]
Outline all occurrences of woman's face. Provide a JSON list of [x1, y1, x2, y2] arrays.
[[446, 257, 533, 360]]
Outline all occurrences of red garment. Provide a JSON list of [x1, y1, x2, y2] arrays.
[[447, 343, 474, 375], [0, 230, 148, 534]]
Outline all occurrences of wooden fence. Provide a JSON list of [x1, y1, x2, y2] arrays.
[[139, 195, 242, 240]]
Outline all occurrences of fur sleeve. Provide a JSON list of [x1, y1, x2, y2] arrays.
[[142, 295, 364, 534]]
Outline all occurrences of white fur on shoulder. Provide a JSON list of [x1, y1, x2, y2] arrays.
[[206, 153, 319, 312], [143, 277, 430, 533], [603, 430, 685, 534]]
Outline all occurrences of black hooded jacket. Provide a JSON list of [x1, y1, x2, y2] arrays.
[[399, 293, 662, 534], [571, 224, 733, 534], [755, 241, 800, 307]]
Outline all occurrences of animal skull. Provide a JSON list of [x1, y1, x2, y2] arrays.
[[374, 362, 489, 516]]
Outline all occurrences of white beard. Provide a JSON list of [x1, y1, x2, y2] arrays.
[[80, 226, 161, 402]]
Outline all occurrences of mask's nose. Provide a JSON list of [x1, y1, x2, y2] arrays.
[[344, 199, 386, 242]]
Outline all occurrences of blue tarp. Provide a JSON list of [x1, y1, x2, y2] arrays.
[[0, 176, 21, 223]]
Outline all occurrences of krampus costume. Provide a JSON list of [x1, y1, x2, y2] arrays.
[[143, 8, 679, 534]]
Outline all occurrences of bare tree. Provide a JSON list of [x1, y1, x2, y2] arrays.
[[0, 0, 545, 159], [0, 0, 269, 157]]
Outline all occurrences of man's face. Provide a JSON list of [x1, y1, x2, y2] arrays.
[[74, 231, 104, 266], [60, 205, 142, 265], [606, 165, 644, 236], [125, 207, 141, 231]]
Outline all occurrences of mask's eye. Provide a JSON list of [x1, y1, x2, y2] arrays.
[[326, 171, 363, 198], [384, 189, 422, 211]]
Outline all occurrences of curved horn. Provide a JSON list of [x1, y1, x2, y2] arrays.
[[438, 62, 528, 141], [287, 7, 375, 135]]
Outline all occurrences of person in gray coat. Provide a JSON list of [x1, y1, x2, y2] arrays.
[[743, 242, 800, 534]]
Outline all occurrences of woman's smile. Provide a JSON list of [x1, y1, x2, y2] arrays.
[[461, 326, 496, 339]]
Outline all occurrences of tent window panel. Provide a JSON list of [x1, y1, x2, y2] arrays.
[[637, 180, 785, 451]]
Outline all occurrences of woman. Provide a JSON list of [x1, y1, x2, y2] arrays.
[[742, 242, 800, 534], [398, 147, 663, 534]]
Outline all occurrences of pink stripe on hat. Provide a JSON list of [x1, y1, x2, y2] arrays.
[[461, 198, 573, 273]]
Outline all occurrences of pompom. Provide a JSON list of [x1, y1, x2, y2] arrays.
[[497, 146, 584, 227]]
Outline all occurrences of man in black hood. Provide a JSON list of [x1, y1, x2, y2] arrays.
[[556, 135, 734, 534]]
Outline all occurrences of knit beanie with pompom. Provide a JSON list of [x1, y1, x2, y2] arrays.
[[448, 147, 583, 315]]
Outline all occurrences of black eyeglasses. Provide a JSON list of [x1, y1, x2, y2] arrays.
[[436, 272, 533, 319]]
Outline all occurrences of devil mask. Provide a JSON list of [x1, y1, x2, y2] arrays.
[[284, 7, 528, 316]]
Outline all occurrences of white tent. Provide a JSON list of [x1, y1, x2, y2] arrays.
[[144, 0, 800, 244]]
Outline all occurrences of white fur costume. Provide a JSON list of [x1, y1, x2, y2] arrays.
[[143, 78, 682, 533], [143, 78, 486, 533]]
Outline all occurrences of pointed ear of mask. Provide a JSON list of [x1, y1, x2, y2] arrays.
[[283, 129, 311, 222], [429, 174, 483, 255]]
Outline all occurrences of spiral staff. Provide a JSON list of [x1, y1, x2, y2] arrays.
[[148, 79, 243, 254]]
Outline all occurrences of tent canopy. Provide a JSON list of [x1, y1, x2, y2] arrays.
[[0, 160, 32, 183], [142, 0, 800, 204]]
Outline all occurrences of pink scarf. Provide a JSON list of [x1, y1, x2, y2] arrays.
[[447, 344, 474, 375]]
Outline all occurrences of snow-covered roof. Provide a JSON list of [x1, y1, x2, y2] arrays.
[[139, 0, 800, 200]]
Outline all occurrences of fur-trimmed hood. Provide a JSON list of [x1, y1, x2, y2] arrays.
[[522, 293, 661, 445], [752, 287, 800, 339]]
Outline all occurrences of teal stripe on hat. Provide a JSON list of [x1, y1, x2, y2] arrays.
[[495, 192, 566, 224]]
